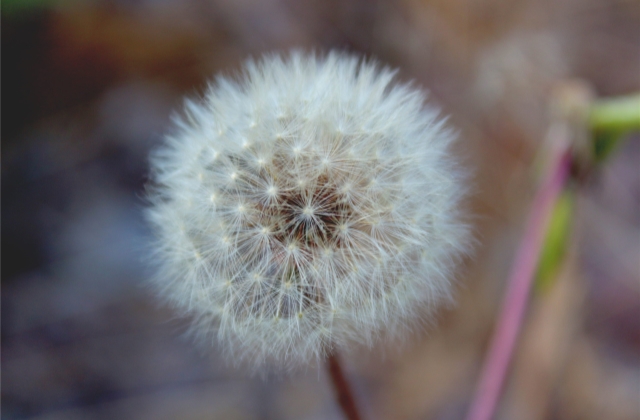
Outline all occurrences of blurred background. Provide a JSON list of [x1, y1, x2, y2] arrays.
[[2, 0, 639, 419]]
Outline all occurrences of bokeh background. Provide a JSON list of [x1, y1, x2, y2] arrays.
[[2, 0, 639, 419]]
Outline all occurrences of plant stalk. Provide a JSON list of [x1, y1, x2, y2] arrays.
[[465, 141, 572, 420], [327, 351, 363, 420]]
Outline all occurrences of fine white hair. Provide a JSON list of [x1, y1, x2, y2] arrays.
[[146, 51, 469, 370]]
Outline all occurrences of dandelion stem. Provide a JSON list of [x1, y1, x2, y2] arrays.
[[589, 93, 640, 161], [327, 351, 363, 420], [589, 93, 640, 133], [465, 139, 572, 420]]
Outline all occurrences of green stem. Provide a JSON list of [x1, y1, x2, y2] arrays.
[[589, 93, 640, 161], [589, 94, 640, 132]]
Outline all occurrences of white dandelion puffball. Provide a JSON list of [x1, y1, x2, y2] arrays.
[[147, 52, 469, 369]]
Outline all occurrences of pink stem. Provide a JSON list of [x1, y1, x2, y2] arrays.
[[465, 145, 572, 420]]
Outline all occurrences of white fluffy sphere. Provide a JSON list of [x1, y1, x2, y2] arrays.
[[146, 52, 469, 369]]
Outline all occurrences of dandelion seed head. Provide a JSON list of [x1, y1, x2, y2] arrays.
[[146, 51, 470, 370]]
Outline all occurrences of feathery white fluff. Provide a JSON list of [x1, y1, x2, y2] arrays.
[[146, 51, 469, 369]]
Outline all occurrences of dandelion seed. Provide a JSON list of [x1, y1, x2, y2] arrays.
[[146, 51, 470, 370]]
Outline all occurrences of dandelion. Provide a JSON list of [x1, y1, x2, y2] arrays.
[[146, 51, 469, 370]]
